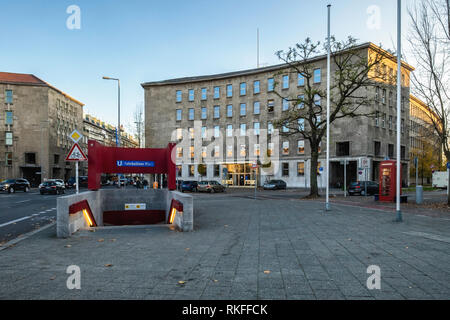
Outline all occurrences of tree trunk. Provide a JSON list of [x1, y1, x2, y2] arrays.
[[309, 147, 320, 198]]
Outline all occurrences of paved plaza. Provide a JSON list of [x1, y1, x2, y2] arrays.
[[0, 191, 449, 300]]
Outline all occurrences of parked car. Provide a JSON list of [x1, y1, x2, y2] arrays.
[[197, 181, 226, 193], [0, 179, 31, 193], [181, 180, 198, 192], [66, 176, 88, 189], [263, 180, 287, 190], [119, 178, 127, 187], [39, 181, 65, 195], [348, 181, 379, 196]]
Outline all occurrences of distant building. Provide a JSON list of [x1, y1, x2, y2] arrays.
[[409, 95, 443, 184], [83, 114, 138, 149], [0, 72, 84, 186], [142, 43, 412, 187]]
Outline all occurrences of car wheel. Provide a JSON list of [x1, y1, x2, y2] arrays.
[[361, 190, 365, 196], [9, 187, 15, 193], [24, 186, 29, 193]]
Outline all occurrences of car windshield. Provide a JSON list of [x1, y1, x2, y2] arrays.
[[267, 180, 278, 184], [350, 182, 360, 186], [43, 182, 55, 186], [2, 179, 15, 184]]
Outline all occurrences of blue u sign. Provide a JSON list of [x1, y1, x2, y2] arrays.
[[116, 160, 155, 168]]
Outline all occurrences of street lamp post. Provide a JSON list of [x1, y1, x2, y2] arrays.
[[102, 76, 121, 147], [395, 0, 403, 222]]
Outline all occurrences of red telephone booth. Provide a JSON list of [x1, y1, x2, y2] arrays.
[[379, 160, 402, 202]]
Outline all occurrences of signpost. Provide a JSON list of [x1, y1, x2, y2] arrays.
[[66, 130, 87, 194], [252, 161, 258, 200], [361, 158, 370, 196]]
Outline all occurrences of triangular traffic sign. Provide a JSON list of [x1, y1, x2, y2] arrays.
[[66, 143, 88, 161]]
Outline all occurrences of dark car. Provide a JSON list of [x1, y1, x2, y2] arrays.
[[181, 180, 198, 192], [348, 181, 379, 196], [197, 181, 226, 193], [39, 181, 65, 195], [263, 180, 287, 190], [66, 176, 88, 189], [0, 179, 31, 193]]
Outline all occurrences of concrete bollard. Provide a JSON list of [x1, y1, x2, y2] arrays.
[[416, 185, 423, 204]]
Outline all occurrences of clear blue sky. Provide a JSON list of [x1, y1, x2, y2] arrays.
[[0, 0, 413, 134]]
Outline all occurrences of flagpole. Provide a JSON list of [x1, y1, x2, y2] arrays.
[[325, 4, 331, 211], [395, 0, 403, 222]]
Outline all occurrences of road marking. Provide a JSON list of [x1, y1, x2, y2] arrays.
[[403, 231, 450, 244], [15, 199, 32, 204], [0, 216, 35, 228]]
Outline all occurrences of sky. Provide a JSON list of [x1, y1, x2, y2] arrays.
[[0, 0, 414, 136]]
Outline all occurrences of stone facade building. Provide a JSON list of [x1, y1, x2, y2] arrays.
[[142, 43, 412, 187], [0, 72, 84, 186]]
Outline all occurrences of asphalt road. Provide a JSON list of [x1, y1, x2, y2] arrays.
[[0, 188, 81, 245]]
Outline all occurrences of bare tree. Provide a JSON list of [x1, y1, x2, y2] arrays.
[[273, 37, 390, 198], [408, 0, 450, 203], [133, 102, 145, 148]]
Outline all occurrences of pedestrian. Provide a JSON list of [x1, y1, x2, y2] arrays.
[[153, 180, 159, 189], [136, 179, 142, 189], [143, 179, 149, 190]]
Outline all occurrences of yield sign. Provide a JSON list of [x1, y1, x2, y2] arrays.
[[66, 143, 88, 161]]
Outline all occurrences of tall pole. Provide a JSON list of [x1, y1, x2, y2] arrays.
[[117, 79, 121, 147], [395, 0, 403, 222], [325, 4, 331, 211], [76, 161, 79, 194]]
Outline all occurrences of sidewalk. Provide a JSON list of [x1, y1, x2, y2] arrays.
[[0, 194, 449, 300]]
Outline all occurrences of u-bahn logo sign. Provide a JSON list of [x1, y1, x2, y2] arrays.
[[116, 160, 155, 168]]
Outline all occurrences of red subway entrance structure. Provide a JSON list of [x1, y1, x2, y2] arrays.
[[88, 140, 176, 191]]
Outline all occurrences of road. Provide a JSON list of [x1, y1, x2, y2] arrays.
[[0, 188, 81, 245]]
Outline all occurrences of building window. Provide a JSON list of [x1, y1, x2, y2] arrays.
[[240, 83, 246, 96], [226, 84, 233, 97], [5, 111, 13, 125], [282, 122, 289, 133], [54, 154, 60, 164], [374, 141, 381, 157], [389, 91, 393, 107], [214, 86, 220, 99], [201, 126, 207, 139], [240, 144, 246, 157], [282, 141, 289, 155], [189, 127, 194, 139], [214, 165, 220, 177], [268, 78, 274, 92], [201, 146, 207, 158], [227, 145, 233, 157], [382, 113, 386, 128], [313, 68, 321, 83], [297, 95, 304, 109], [201, 107, 207, 119], [388, 144, 394, 158], [282, 98, 289, 111], [298, 140, 305, 154], [176, 128, 182, 140], [189, 165, 194, 177], [188, 89, 194, 101], [214, 145, 220, 157], [25, 153, 36, 164], [254, 122, 260, 135], [254, 144, 260, 156], [297, 162, 305, 176], [268, 122, 273, 135], [375, 87, 380, 101], [253, 102, 260, 115], [201, 88, 207, 100], [188, 108, 194, 120], [190, 146, 195, 159], [267, 99, 274, 112], [5, 152, 12, 166], [314, 94, 321, 106], [401, 146, 406, 159], [227, 124, 233, 137], [375, 111, 379, 127], [240, 103, 246, 116], [5, 132, 13, 145], [176, 147, 183, 158], [268, 142, 274, 157], [336, 142, 350, 156], [298, 118, 305, 131], [382, 89, 386, 104], [177, 165, 182, 177], [298, 73, 305, 86], [282, 163, 289, 176], [5, 90, 13, 104], [226, 105, 233, 117], [214, 125, 220, 138], [401, 119, 405, 133], [240, 123, 246, 136], [176, 109, 182, 121], [214, 106, 220, 119], [176, 90, 182, 102], [282, 75, 289, 89], [254, 80, 260, 94]]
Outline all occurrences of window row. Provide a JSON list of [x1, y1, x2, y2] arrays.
[[175, 69, 321, 102], [374, 112, 405, 132]]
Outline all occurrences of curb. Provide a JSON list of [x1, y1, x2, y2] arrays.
[[0, 222, 56, 252]]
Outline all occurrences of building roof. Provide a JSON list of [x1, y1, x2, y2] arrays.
[[0, 71, 84, 106], [141, 42, 414, 88]]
